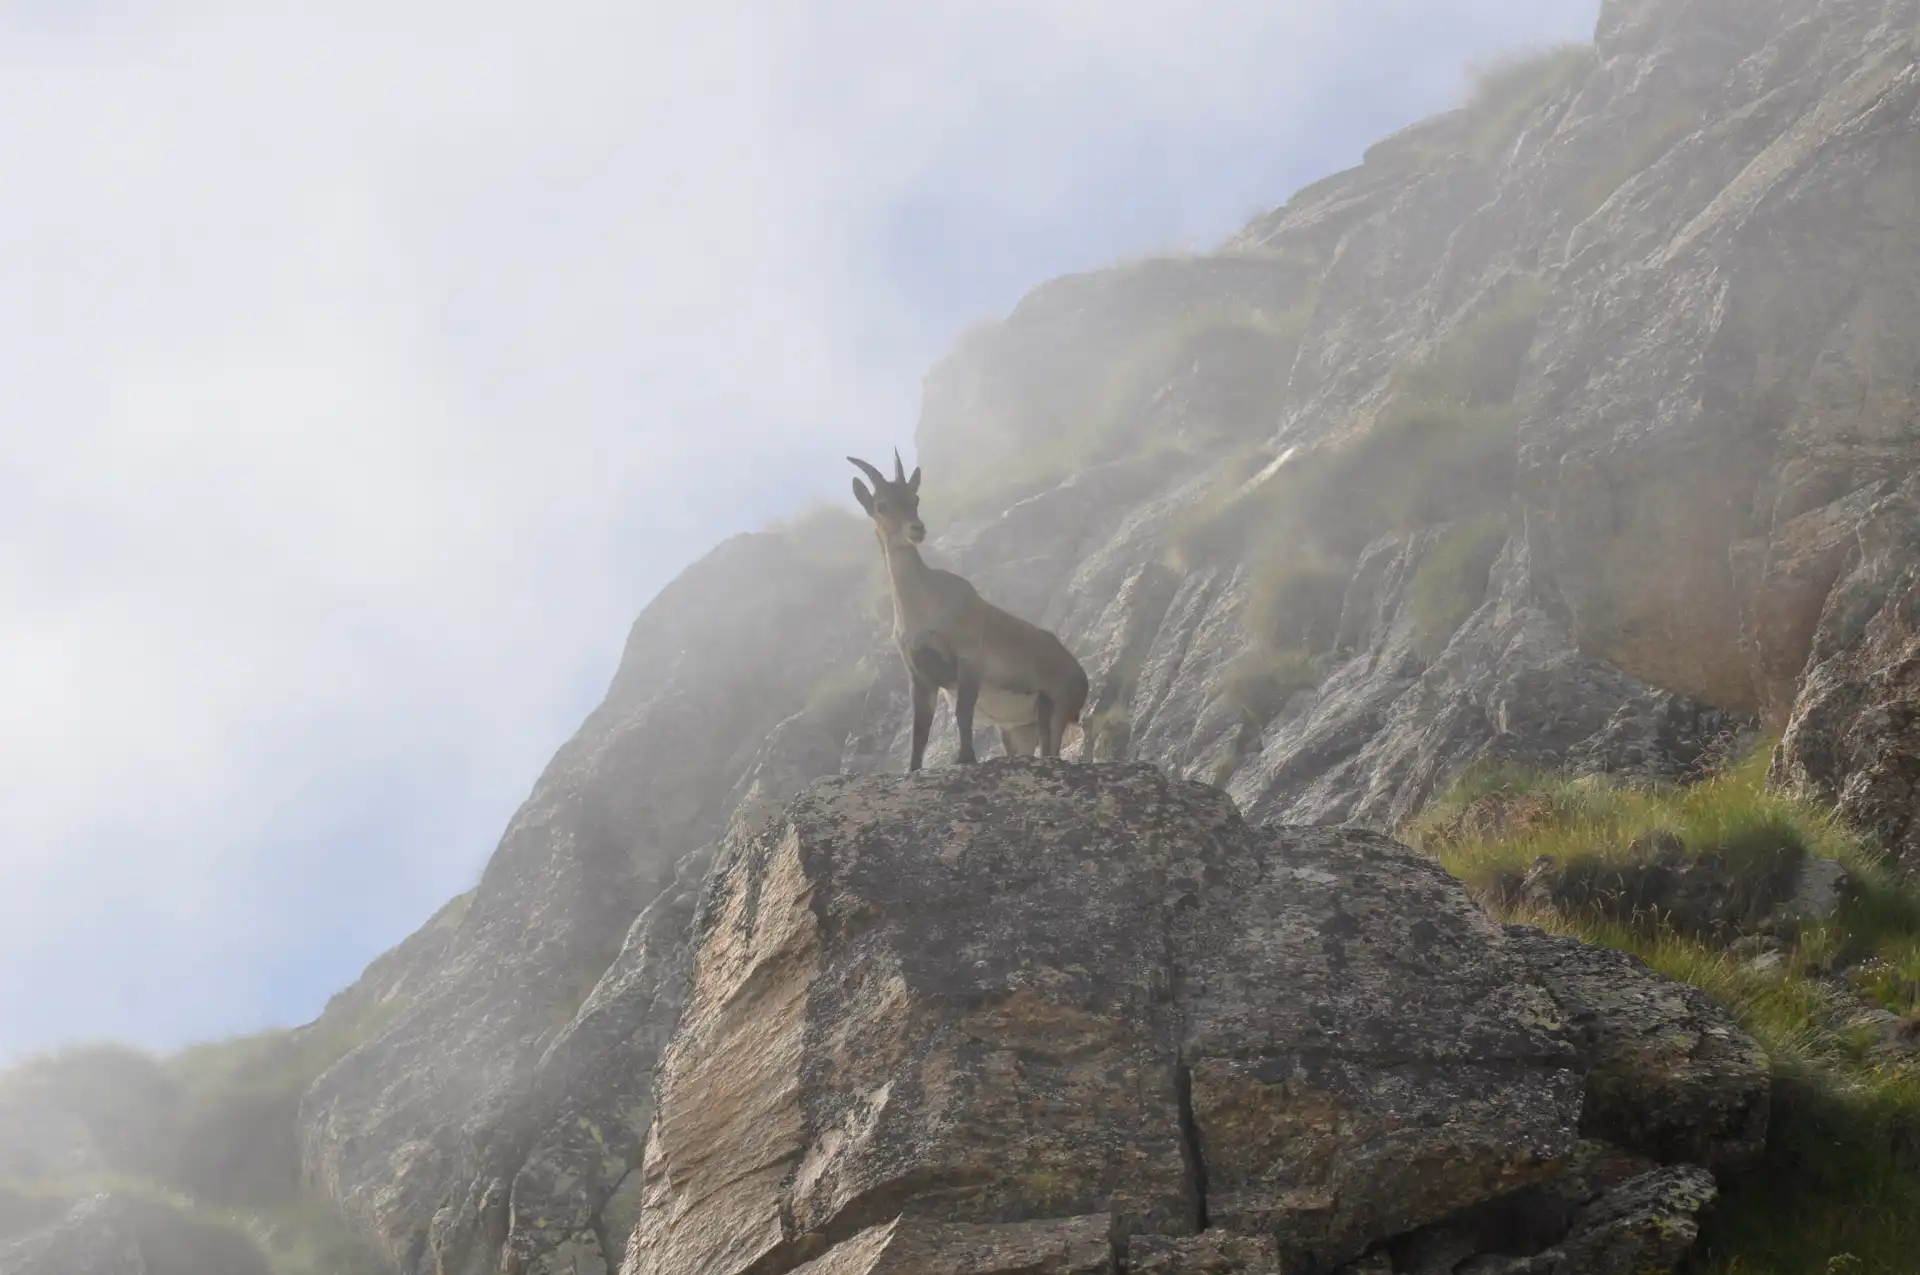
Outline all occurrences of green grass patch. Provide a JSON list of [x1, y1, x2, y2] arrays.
[[238, 1199, 391, 1275], [1410, 744, 1848, 918], [1166, 276, 1543, 608], [1410, 741, 1920, 1272], [1218, 645, 1318, 730], [942, 297, 1315, 515], [1409, 515, 1508, 648], [1340, 397, 1520, 533], [0, 1175, 388, 1275], [1411, 742, 1920, 988], [0, 1172, 285, 1274], [0, 1025, 405, 1267], [1247, 546, 1349, 655], [1568, 107, 1701, 222], [1164, 448, 1295, 571], [0, 983, 410, 1211], [1396, 275, 1548, 409], [1461, 44, 1595, 164]]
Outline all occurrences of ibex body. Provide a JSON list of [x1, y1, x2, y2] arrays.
[[849, 453, 1090, 771]]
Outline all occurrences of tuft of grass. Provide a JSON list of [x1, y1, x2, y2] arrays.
[[1150, 277, 1552, 798], [0, 1176, 389, 1275], [1218, 645, 1318, 730], [1338, 397, 1520, 534], [1409, 740, 1920, 1273], [239, 1199, 392, 1275], [0, 1172, 282, 1274], [1247, 547, 1349, 655], [1167, 277, 1544, 608], [1338, 275, 1547, 533], [1408, 514, 1508, 648], [1409, 743, 1852, 912], [943, 297, 1315, 515], [0, 992, 409, 1213], [1568, 107, 1701, 222], [1460, 44, 1595, 164], [1164, 448, 1307, 571], [1396, 276, 1548, 409]]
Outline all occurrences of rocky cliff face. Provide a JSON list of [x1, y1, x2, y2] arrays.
[[8, 1, 1919, 1272]]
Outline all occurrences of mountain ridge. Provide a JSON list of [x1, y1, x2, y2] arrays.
[[10, 1, 1920, 1271]]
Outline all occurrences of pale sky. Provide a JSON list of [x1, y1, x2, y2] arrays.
[[0, 0, 1601, 1059]]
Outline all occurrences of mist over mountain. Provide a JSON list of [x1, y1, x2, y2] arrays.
[[11, 1, 1920, 1272]]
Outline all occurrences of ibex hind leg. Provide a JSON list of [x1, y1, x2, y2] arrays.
[[954, 668, 981, 764], [1035, 693, 1060, 759]]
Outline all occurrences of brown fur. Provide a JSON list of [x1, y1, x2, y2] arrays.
[[849, 453, 1090, 771]]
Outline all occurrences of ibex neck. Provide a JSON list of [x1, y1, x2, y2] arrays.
[[879, 537, 934, 630]]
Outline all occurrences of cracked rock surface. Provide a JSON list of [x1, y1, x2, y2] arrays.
[[626, 762, 1603, 1275], [1503, 926, 1770, 1172]]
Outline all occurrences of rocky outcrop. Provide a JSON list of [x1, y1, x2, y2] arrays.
[[0, 1194, 269, 1275], [1775, 471, 1920, 875], [625, 762, 1729, 1275], [1415, 1165, 1718, 1275], [1503, 926, 1770, 1172]]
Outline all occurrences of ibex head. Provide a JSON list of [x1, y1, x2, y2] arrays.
[[848, 451, 925, 547]]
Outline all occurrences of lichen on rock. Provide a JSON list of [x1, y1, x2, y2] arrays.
[[621, 762, 1731, 1275]]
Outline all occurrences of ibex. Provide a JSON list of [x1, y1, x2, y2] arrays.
[[849, 452, 1090, 772]]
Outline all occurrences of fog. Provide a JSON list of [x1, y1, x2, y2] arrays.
[[0, 0, 1599, 1059]]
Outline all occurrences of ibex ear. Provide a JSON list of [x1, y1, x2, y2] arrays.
[[907, 467, 921, 494], [852, 478, 874, 513]]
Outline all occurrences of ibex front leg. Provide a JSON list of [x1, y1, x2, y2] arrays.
[[954, 667, 980, 764], [908, 669, 938, 772]]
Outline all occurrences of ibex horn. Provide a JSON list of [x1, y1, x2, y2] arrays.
[[847, 456, 888, 488], [893, 449, 906, 483]]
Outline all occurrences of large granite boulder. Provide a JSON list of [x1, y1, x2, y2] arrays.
[[626, 761, 1635, 1275], [1504, 927, 1770, 1173]]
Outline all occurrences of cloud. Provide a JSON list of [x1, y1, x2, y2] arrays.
[[0, 0, 1599, 1056]]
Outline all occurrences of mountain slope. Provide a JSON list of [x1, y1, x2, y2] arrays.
[[12, 1, 1920, 1272], [296, 2, 1920, 1269]]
